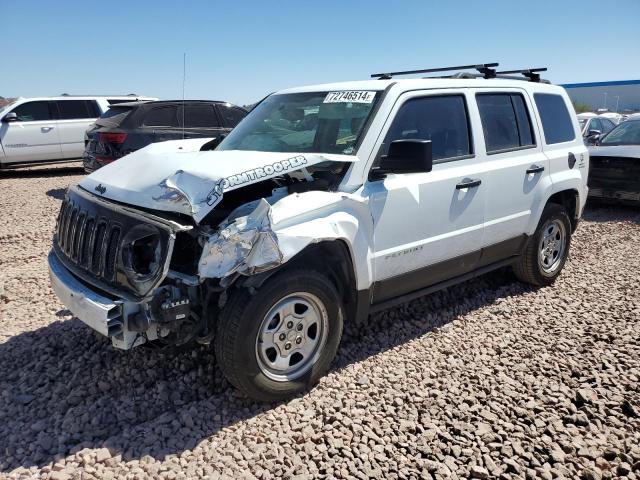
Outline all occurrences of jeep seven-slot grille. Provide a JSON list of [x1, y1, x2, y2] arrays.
[[54, 186, 176, 298], [56, 197, 122, 283]]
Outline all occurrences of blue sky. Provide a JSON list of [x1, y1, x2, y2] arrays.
[[1, 0, 639, 106]]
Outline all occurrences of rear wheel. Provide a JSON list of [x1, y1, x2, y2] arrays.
[[513, 203, 572, 286], [214, 269, 343, 401]]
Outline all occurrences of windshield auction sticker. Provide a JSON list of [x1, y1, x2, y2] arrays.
[[323, 91, 376, 104]]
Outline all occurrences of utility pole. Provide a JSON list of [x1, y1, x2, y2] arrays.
[[603, 92, 608, 110], [615, 96, 620, 113]]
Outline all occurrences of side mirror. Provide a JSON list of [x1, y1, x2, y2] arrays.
[[2, 112, 18, 123], [199, 134, 226, 151], [372, 140, 433, 179], [586, 130, 601, 145]]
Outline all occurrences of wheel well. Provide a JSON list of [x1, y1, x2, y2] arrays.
[[238, 240, 359, 322], [547, 189, 579, 231]]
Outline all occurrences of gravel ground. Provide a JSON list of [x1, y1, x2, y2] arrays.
[[0, 166, 639, 480]]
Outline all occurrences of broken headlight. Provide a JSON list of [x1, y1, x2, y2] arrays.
[[121, 225, 162, 282]]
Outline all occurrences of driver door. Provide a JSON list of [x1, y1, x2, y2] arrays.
[[1, 100, 62, 164], [366, 91, 487, 303]]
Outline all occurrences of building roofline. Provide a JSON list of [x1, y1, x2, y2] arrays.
[[561, 80, 640, 89]]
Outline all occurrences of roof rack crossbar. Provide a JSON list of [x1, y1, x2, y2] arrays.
[[495, 68, 547, 82], [371, 63, 499, 80]]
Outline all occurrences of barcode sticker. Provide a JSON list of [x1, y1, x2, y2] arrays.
[[323, 91, 376, 104]]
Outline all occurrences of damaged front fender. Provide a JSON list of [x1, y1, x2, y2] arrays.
[[198, 199, 283, 279], [198, 191, 374, 290]]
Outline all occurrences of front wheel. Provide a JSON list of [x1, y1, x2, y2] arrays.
[[214, 269, 344, 401], [513, 203, 572, 286]]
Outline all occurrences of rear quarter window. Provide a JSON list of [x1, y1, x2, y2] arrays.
[[534, 93, 576, 144], [218, 105, 247, 127]]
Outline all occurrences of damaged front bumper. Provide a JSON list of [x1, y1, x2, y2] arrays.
[[48, 251, 150, 349]]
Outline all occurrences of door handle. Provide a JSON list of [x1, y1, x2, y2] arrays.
[[526, 165, 545, 174], [41, 126, 54, 132], [455, 178, 481, 190]]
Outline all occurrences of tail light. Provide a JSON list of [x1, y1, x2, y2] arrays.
[[99, 133, 127, 144]]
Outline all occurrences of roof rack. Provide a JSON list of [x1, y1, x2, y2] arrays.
[[371, 63, 499, 80], [371, 64, 550, 83], [495, 68, 547, 82], [59, 93, 140, 97], [433, 67, 549, 83]]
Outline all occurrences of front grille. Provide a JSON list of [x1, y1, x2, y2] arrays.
[[53, 185, 178, 298], [56, 197, 122, 282]]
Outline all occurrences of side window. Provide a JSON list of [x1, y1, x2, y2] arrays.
[[87, 100, 101, 117], [218, 105, 246, 127], [57, 100, 97, 120], [11, 101, 54, 121], [381, 95, 471, 161], [476, 93, 535, 153], [143, 106, 180, 127], [179, 104, 220, 128], [601, 119, 615, 133], [533, 93, 576, 144], [589, 118, 602, 132]]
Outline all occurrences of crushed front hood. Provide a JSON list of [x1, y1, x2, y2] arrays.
[[80, 138, 357, 223]]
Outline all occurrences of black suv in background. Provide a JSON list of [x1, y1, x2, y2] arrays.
[[83, 100, 247, 172]]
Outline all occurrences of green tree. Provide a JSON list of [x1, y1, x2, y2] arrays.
[[572, 101, 593, 113]]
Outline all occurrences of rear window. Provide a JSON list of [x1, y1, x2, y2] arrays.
[[476, 93, 535, 153], [143, 106, 180, 127], [96, 106, 133, 127], [534, 93, 576, 144]]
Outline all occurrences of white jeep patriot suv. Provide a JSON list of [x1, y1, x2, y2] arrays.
[[48, 64, 588, 401]]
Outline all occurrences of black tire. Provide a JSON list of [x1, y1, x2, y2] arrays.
[[513, 203, 572, 286], [214, 269, 344, 402]]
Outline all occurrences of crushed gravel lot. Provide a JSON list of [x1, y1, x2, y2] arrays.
[[0, 164, 639, 480]]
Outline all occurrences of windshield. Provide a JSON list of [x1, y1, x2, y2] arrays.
[[217, 91, 380, 155], [600, 120, 640, 145]]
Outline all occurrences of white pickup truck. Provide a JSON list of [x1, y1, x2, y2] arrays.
[[48, 64, 588, 401]]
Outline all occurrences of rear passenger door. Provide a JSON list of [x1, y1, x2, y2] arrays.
[[0, 100, 61, 164], [472, 89, 548, 259], [56, 100, 100, 159]]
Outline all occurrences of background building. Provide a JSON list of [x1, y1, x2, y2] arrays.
[[561, 80, 640, 113]]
